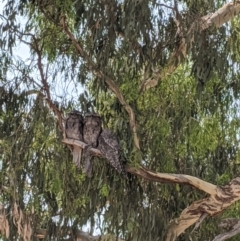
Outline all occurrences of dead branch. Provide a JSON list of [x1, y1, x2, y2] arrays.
[[140, 0, 240, 93], [59, 17, 140, 150]]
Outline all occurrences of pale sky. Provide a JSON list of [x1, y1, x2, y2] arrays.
[[0, 1, 102, 236], [0, 1, 85, 110]]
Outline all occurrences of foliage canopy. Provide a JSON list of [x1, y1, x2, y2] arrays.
[[1, 0, 240, 240]]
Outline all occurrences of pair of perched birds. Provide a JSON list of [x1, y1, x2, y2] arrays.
[[65, 110, 126, 177]]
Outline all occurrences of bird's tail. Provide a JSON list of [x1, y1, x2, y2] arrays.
[[82, 147, 94, 177], [83, 154, 93, 178], [72, 146, 82, 168]]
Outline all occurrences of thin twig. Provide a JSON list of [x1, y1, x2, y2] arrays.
[[0, 18, 64, 132], [31, 37, 64, 132], [191, 213, 208, 233], [140, 1, 240, 93], [60, 17, 140, 149]]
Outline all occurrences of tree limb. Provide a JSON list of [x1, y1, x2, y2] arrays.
[[62, 138, 102, 156], [31, 37, 64, 132], [127, 166, 217, 194], [0, 200, 124, 241], [59, 17, 140, 150], [62, 138, 240, 240], [62, 138, 217, 194], [166, 178, 240, 241], [140, 0, 240, 93], [35, 228, 125, 241], [212, 218, 240, 241]]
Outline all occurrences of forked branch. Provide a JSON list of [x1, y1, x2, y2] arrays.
[[31, 37, 64, 132], [213, 218, 240, 241], [59, 17, 140, 150], [62, 138, 240, 241], [140, 1, 240, 92], [166, 178, 240, 241]]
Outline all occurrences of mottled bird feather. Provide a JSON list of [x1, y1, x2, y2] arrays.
[[98, 129, 127, 177], [65, 110, 83, 168], [83, 113, 102, 177]]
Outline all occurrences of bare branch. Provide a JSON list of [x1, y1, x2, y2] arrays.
[[191, 213, 209, 233], [35, 228, 125, 241], [31, 38, 64, 133], [62, 138, 240, 240], [166, 177, 240, 241], [62, 138, 217, 194], [127, 166, 217, 194], [212, 219, 240, 241], [140, 1, 240, 93], [59, 17, 140, 150], [62, 138, 102, 156]]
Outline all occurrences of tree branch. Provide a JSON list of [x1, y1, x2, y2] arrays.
[[62, 138, 217, 194], [213, 218, 240, 241], [127, 166, 217, 194], [62, 138, 102, 156], [0, 199, 124, 241], [166, 177, 240, 241], [35, 228, 125, 241], [31, 38, 64, 133], [62, 138, 240, 240], [59, 17, 140, 150], [140, 0, 240, 93]]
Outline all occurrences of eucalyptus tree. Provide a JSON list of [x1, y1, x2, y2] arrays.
[[1, 0, 240, 240]]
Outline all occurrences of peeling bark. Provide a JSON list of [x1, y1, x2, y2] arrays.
[[35, 228, 124, 241], [213, 218, 240, 241], [166, 178, 240, 241], [140, 1, 240, 93], [0, 201, 124, 241], [0, 138, 239, 241], [62, 138, 240, 241]]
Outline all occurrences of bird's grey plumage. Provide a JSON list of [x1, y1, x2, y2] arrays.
[[83, 156, 93, 177], [83, 113, 102, 177], [98, 129, 126, 176], [83, 113, 102, 148], [65, 110, 83, 168]]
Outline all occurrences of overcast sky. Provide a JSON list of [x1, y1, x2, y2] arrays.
[[0, 1, 102, 235], [0, 1, 86, 110]]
